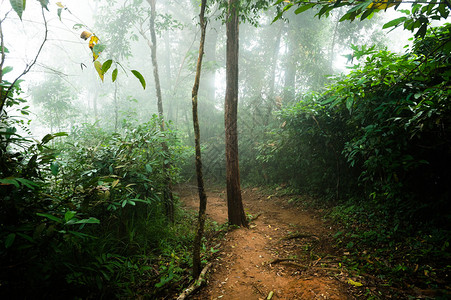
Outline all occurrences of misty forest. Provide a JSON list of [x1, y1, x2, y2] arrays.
[[1, 0, 450, 298]]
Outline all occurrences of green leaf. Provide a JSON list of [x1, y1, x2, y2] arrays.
[[415, 23, 428, 38], [10, 0, 26, 19], [57, 7, 62, 20], [382, 17, 407, 29], [131, 70, 146, 89], [15, 178, 39, 189], [112, 68, 118, 82], [339, 12, 353, 22], [437, 3, 449, 18], [346, 97, 354, 112], [37, 0, 49, 10], [74, 217, 100, 225], [51, 161, 59, 176], [0, 178, 20, 188], [412, 3, 421, 14], [67, 230, 97, 239], [360, 8, 374, 21], [102, 59, 113, 73], [37, 213, 63, 223], [17, 233, 34, 243], [2, 66, 13, 75], [64, 211, 76, 223], [41, 133, 54, 144], [53, 132, 68, 137], [294, 3, 316, 14], [5, 233, 16, 249]]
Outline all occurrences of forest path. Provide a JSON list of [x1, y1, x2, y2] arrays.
[[178, 185, 359, 300]]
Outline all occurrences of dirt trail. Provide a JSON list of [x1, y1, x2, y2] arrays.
[[178, 185, 357, 300]]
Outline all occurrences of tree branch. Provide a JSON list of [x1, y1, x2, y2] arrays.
[[0, 7, 48, 115]]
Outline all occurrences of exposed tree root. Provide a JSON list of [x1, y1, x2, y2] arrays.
[[270, 258, 308, 269], [177, 263, 212, 300], [270, 258, 343, 272], [283, 232, 319, 240]]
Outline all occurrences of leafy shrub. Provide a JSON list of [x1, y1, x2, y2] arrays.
[[0, 99, 194, 297], [260, 23, 451, 292]]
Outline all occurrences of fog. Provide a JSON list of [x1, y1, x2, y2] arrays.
[[2, 0, 413, 180]]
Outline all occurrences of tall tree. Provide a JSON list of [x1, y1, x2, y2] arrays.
[[224, 0, 247, 227], [191, 0, 208, 279], [147, 0, 174, 222]]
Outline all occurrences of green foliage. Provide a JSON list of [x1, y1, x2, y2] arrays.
[[261, 23, 451, 291], [131, 70, 146, 90], [29, 75, 77, 132], [274, 0, 450, 38], [214, 0, 273, 26], [9, 0, 26, 19], [1, 85, 193, 298]]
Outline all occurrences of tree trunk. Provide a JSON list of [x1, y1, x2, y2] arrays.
[[224, 0, 247, 227], [283, 28, 299, 104], [114, 82, 118, 132], [191, 0, 208, 279], [266, 23, 284, 123], [164, 32, 173, 120], [148, 0, 174, 222]]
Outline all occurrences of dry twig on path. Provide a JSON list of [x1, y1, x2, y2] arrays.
[[177, 263, 212, 300]]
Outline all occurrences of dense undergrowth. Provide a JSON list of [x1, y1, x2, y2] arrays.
[[258, 23, 451, 297], [0, 107, 200, 298]]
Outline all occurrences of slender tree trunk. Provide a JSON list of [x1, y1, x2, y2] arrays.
[[329, 16, 340, 72], [148, 0, 174, 222], [205, 27, 218, 104], [192, 0, 208, 279], [266, 23, 283, 123], [114, 82, 118, 132], [93, 88, 99, 122], [283, 28, 299, 104], [149, 0, 164, 125], [225, 0, 247, 227], [201, 20, 219, 140], [164, 32, 173, 120]]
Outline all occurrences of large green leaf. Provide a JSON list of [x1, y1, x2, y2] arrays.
[[10, 0, 26, 19], [131, 70, 146, 90], [102, 59, 113, 73], [294, 3, 316, 14], [74, 217, 100, 225], [0, 178, 20, 188], [37, 213, 63, 223], [15, 178, 39, 189], [64, 211, 76, 223], [5, 233, 16, 248], [2, 66, 13, 75], [382, 17, 407, 29]]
